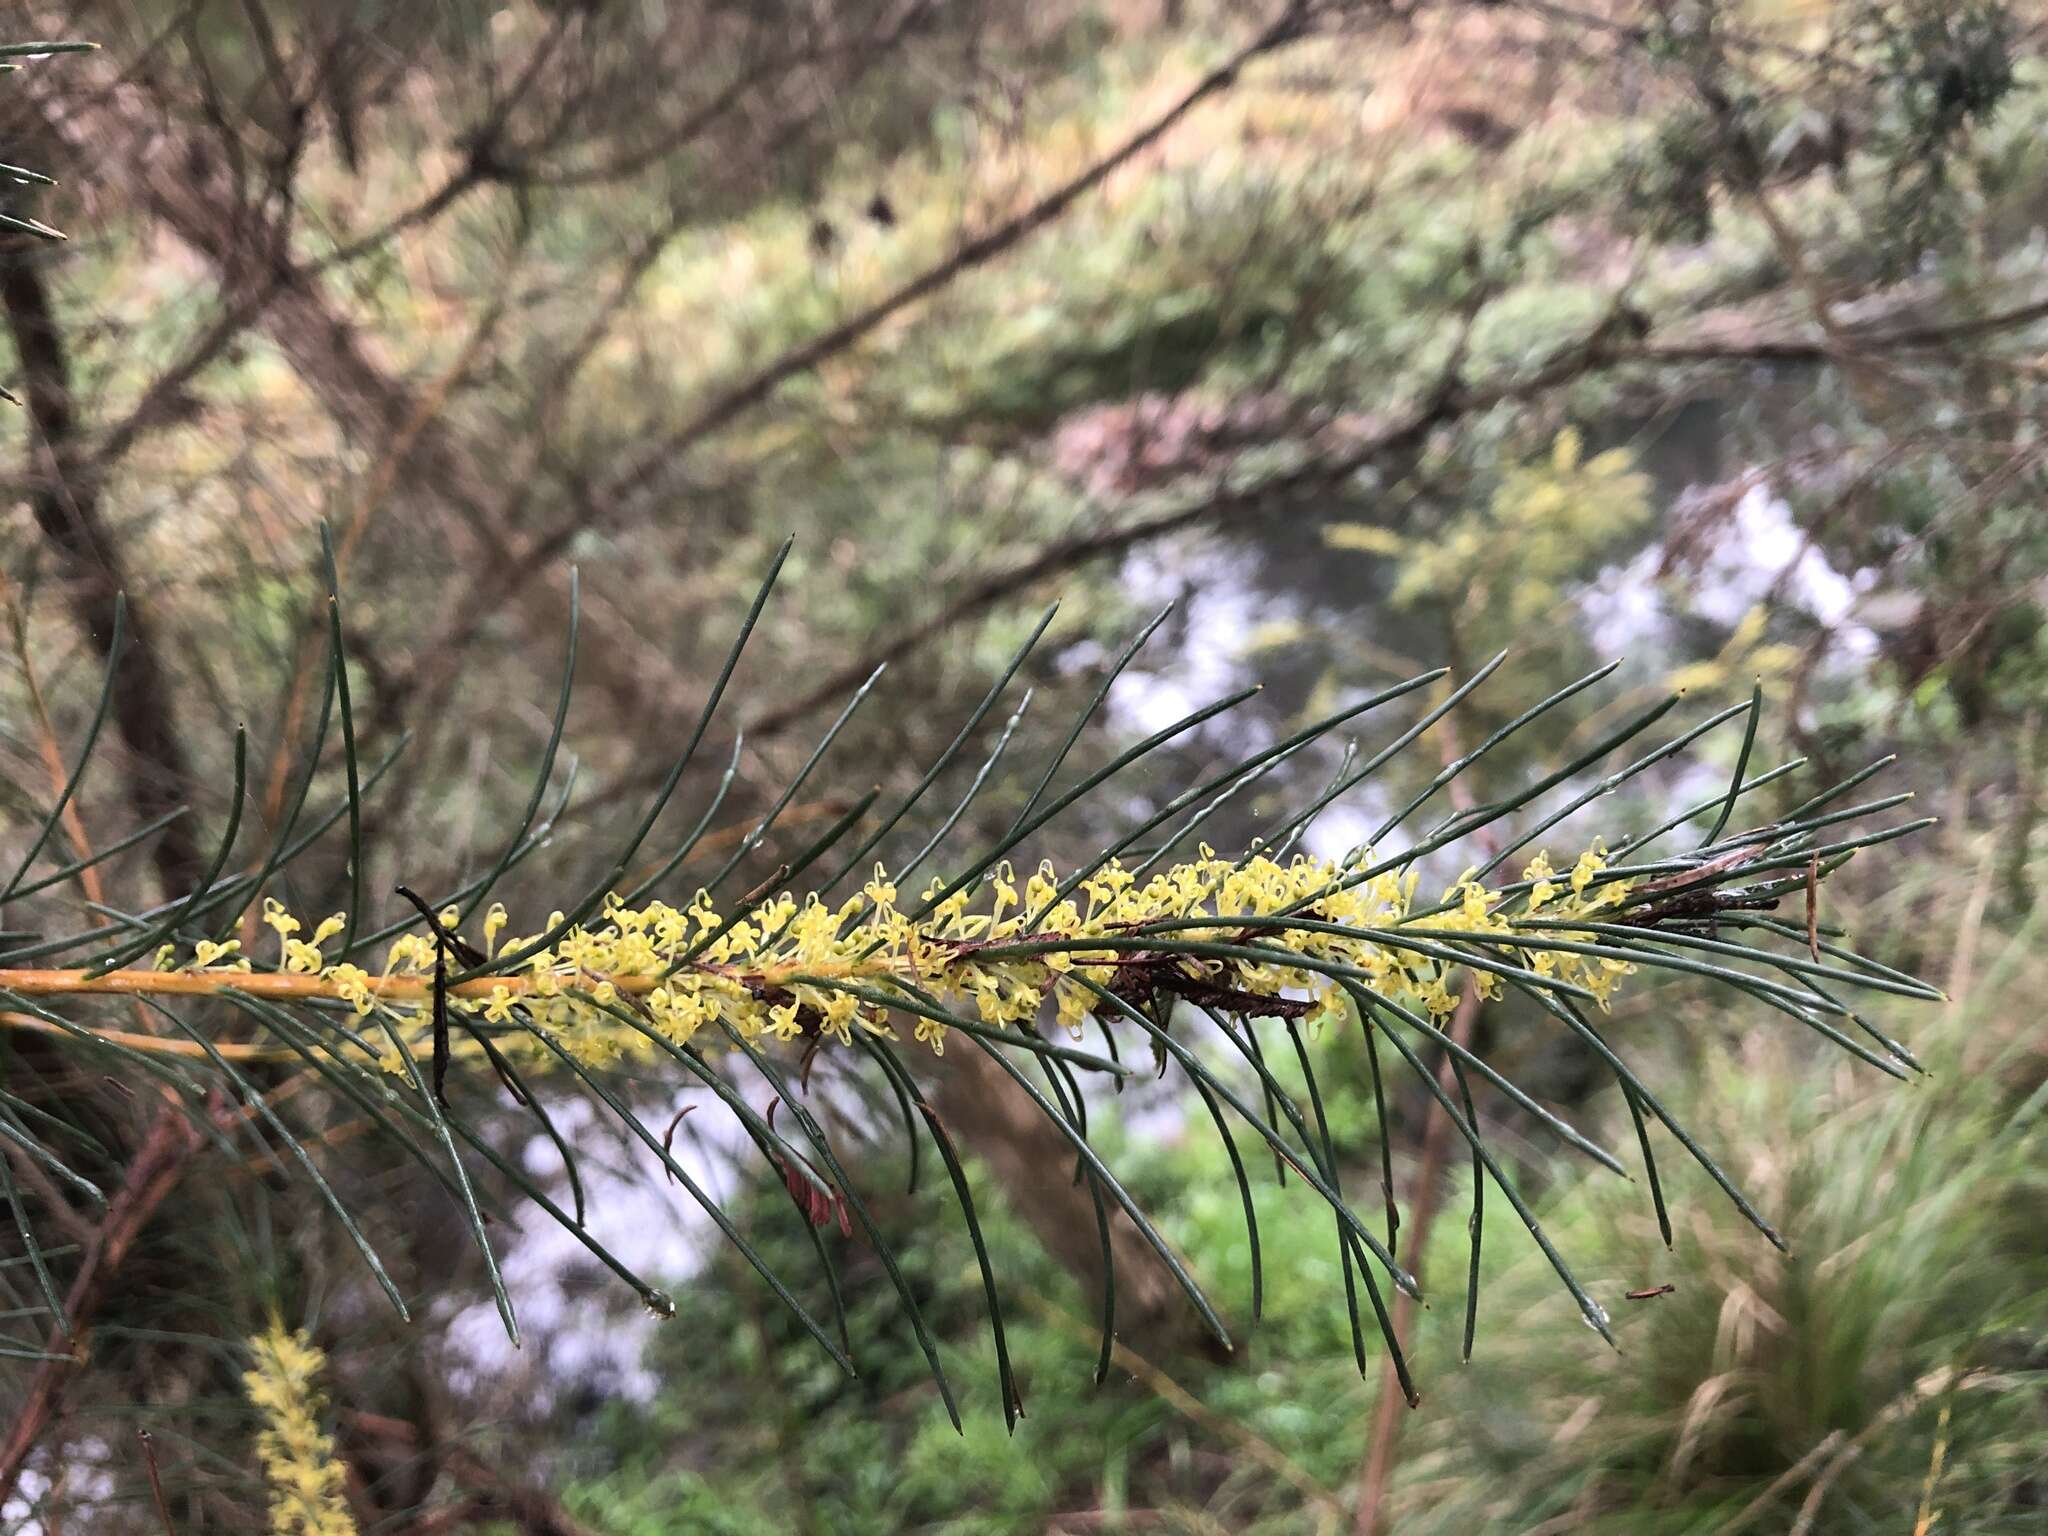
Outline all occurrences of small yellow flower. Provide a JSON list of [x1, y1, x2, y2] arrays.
[[1455, 871, 1490, 926], [382, 934, 436, 974], [1055, 982, 1092, 1039], [192, 939, 246, 971], [282, 939, 325, 975], [1570, 845, 1606, 897], [262, 898, 302, 949], [483, 902, 509, 956], [818, 989, 861, 1044], [766, 1000, 803, 1042], [323, 964, 374, 1016]]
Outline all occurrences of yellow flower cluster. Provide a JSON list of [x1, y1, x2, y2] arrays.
[[1517, 844, 1639, 1008], [153, 843, 1636, 1073], [241, 1322, 356, 1536]]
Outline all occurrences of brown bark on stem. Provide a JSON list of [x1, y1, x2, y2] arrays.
[[936, 1042, 1231, 1362], [1, 242, 205, 895], [1352, 978, 1481, 1536]]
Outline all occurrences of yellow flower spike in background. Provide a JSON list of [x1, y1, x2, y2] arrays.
[[242, 1322, 356, 1536]]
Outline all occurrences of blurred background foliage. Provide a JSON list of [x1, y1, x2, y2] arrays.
[[3, 0, 2048, 1530]]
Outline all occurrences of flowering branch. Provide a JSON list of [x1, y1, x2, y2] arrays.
[[0, 538, 1935, 1457], [2, 844, 1640, 1060]]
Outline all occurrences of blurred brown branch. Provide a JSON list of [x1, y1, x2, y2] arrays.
[[0, 1098, 211, 1504], [1, 241, 205, 894]]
